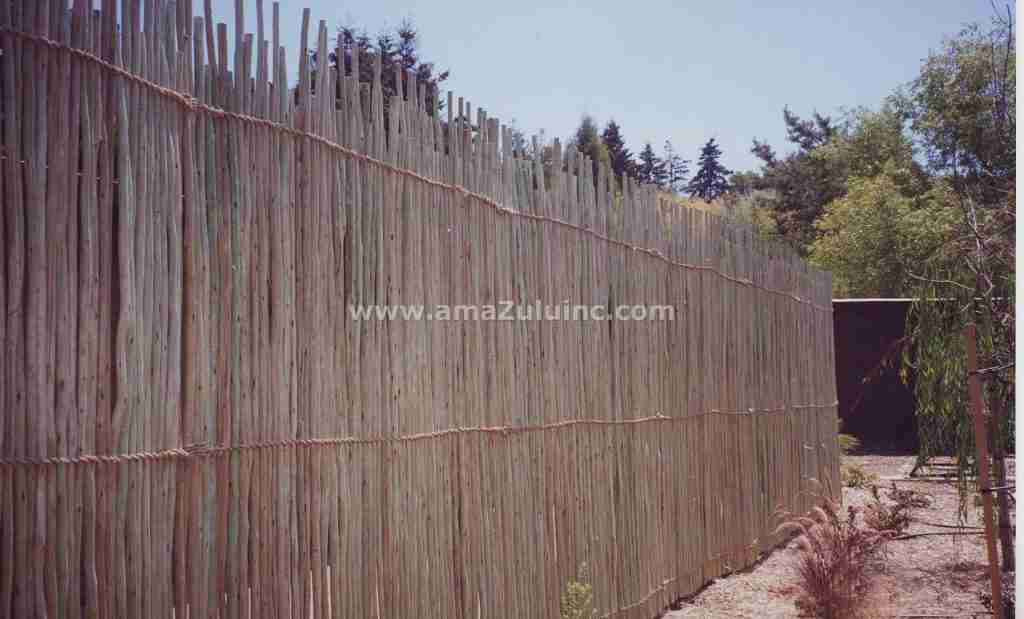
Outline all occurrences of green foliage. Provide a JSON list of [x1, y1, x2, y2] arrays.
[[720, 169, 780, 240], [746, 108, 846, 253], [572, 115, 612, 178], [663, 139, 690, 193], [903, 294, 973, 464], [898, 17, 1015, 197], [841, 464, 877, 489], [332, 20, 449, 114], [899, 10, 1015, 524], [782, 107, 837, 151], [686, 138, 732, 201], [816, 107, 925, 185], [903, 260, 1014, 521], [809, 170, 957, 297], [728, 170, 760, 196], [560, 564, 595, 619], [600, 120, 636, 181], [636, 142, 668, 186], [837, 418, 860, 456], [749, 105, 929, 257], [837, 434, 860, 456]]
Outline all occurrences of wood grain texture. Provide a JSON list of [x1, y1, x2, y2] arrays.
[[0, 2, 839, 617]]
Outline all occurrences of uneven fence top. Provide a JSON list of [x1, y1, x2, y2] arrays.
[[0, 2, 839, 618]]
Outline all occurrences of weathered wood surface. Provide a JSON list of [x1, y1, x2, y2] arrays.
[[0, 1, 839, 617]]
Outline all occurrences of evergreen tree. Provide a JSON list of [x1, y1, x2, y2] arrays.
[[686, 138, 732, 201], [573, 115, 601, 153], [783, 106, 836, 151], [663, 139, 690, 193], [571, 115, 611, 177], [636, 142, 668, 186], [600, 120, 636, 180], [331, 20, 450, 114]]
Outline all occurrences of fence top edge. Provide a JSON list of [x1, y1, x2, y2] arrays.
[[2, 26, 834, 312]]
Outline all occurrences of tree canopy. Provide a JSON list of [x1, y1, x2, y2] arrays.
[[328, 20, 449, 114], [570, 114, 612, 177]]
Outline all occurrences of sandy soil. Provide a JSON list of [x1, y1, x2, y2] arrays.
[[664, 455, 1014, 618]]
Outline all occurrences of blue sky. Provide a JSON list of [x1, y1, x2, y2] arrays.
[[196, 1, 994, 172]]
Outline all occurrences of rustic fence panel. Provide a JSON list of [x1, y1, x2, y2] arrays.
[[0, 1, 838, 617]]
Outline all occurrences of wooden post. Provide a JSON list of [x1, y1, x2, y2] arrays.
[[991, 397, 1015, 572], [966, 323, 1002, 618]]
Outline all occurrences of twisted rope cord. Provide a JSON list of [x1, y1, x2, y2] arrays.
[[3, 28, 832, 314], [0, 402, 837, 467]]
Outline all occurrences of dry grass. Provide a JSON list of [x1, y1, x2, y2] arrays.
[[657, 191, 723, 214], [774, 484, 889, 618]]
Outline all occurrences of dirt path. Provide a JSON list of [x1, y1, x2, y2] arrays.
[[665, 455, 1012, 618]]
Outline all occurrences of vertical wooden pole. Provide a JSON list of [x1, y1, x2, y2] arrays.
[[991, 397, 1015, 572], [966, 323, 1002, 619]]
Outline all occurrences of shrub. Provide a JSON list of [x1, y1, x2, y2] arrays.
[[842, 464, 878, 489], [560, 563, 595, 619], [775, 485, 889, 618], [863, 484, 912, 536], [885, 482, 931, 509]]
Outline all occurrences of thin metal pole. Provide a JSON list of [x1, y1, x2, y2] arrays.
[[965, 323, 1002, 618]]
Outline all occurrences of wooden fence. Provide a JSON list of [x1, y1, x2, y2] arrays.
[[0, 1, 839, 617]]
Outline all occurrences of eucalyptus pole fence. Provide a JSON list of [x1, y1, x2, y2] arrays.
[[0, 1, 839, 617]]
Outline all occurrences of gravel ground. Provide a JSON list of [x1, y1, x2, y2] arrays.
[[665, 455, 1014, 618]]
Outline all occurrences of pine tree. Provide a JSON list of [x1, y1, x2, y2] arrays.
[[686, 138, 732, 201], [636, 142, 668, 186], [573, 114, 601, 151], [571, 115, 611, 178], [331, 21, 449, 114], [663, 139, 690, 193], [600, 120, 636, 180]]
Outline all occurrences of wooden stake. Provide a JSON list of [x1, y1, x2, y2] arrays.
[[966, 323, 1003, 619]]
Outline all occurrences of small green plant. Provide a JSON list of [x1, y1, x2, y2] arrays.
[[775, 482, 889, 618], [842, 464, 878, 489], [837, 418, 861, 456], [838, 433, 861, 455], [560, 563, 596, 619]]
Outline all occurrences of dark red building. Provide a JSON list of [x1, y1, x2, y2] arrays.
[[832, 299, 918, 452]]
